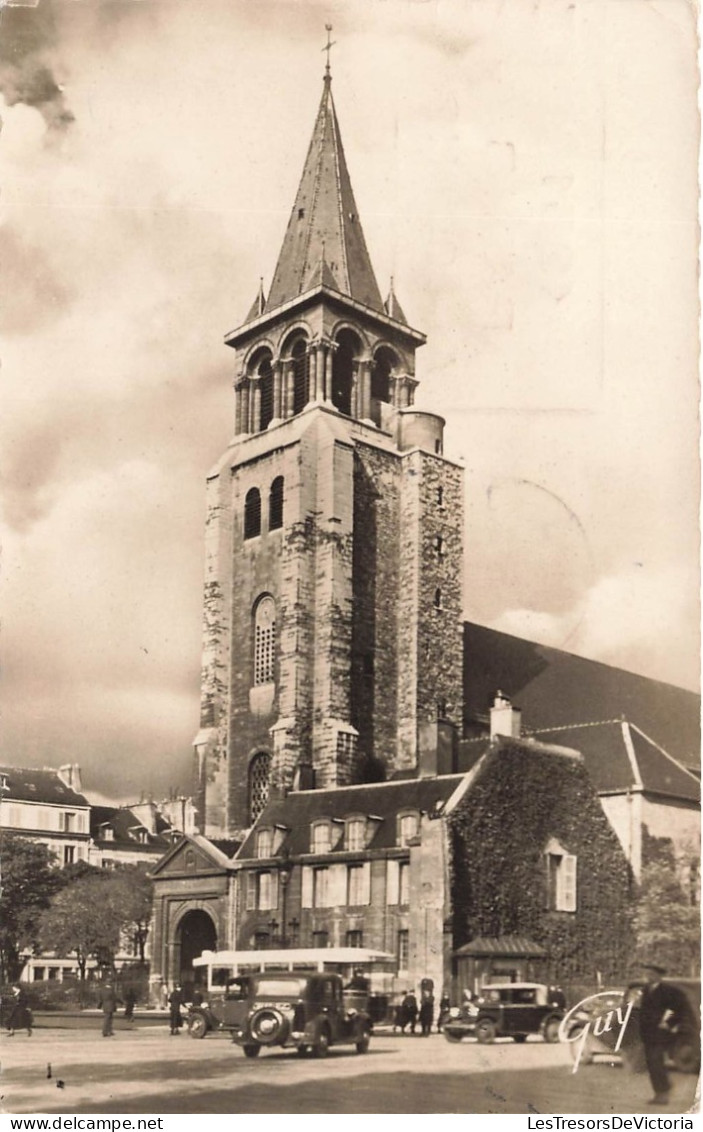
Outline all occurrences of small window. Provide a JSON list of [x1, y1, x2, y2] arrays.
[[434, 438, 443, 455], [433, 535, 444, 560], [249, 753, 271, 824], [397, 929, 409, 971], [63, 812, 76, 833], [312, 930, 329, 948], [397, 812, 419, 848], [244, 488, 262, 539], [254, 596, 276, 685], [269, 477, 284, 531], [258, 871, 277, 911], [398, 861, 410, 904], [346, 929, 363, 948], [63, 845, 75, 866], [436, 486, 444, 508], [103, 826, 114, 842], [257, 829, 273, 858], [345, 818, 365, 852], [347, 864, 369, 906], [311, 822, 331, 854], [433, 588, 442, 611], [546, 848, 577, 912]]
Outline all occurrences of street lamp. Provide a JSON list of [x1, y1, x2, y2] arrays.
[[279, 859, 293, 948]]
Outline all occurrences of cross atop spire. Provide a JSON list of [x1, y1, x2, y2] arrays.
[[264, 63, 384, 314], [323, 24, 336, 82]]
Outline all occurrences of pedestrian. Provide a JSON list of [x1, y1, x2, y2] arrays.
[[419, 991, 434, 1036], [123, 988, 137, 1021], [168, 983, 184, 1035], [400, 990, 418, 1035], [437, 993, 451, 1032], [638, 963, 686, 1106], [5, 984, 32, 1037], [97, 981, 119, 1038]]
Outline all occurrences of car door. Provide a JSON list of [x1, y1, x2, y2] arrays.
[[502, 987, 537, 1034], [221, 977, 250, 1029]]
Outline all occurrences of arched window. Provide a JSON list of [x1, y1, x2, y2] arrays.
[[332, 329, 360, 417], [254, 595, 276, 685], [244, 488, 261, 539], [433, 587, 442, 611], [269, 476, 284, 531], [248, 348, 274, 432], [249, 752, 271, 824], [291, 337, 309, 415], [370, 347, 396, 426]]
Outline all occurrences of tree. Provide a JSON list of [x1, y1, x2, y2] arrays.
[[633, 861, 700, 976], [37, 871, 126, 978], [0, 833, 61, 982], [109, 864, 153, 963]]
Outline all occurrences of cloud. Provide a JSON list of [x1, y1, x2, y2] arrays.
[[0, 0, 74, 132]]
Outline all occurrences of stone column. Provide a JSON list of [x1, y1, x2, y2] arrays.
[[351, 365, 359, 418], [316, 343, 326, 401], [251, 381, 261, 434], [324, 343, 333, 402], [308, 345, 317, 403], [285, 364, 295, 418], [273, 360, 283, 422], [240, 381, 250, 435], [359, 360, 371, 420]]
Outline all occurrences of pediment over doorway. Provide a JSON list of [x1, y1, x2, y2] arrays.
[[151, 833, 238, 877]]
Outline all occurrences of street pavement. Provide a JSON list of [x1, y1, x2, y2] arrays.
[[1, 1024, 699, 1115]]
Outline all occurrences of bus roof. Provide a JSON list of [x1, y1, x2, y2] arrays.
[[193, 947, 395, 968]]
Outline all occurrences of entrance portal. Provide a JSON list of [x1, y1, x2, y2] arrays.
[[176, 909, 217, 995]]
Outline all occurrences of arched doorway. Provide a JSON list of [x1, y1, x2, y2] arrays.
[[176, 909, 217, 995]]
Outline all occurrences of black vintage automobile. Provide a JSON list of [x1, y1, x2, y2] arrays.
[[187, 971, 372, 1058], [443, 983, 564, 1044]]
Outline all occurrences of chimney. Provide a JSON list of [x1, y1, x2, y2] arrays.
[[490, 692, 522, 740], [57, 764, 82, 793]]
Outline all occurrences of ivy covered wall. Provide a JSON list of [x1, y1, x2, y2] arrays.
[[448, 740, 635, 981]]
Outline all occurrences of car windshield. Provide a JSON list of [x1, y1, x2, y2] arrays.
[[254, 978, 307, 998]]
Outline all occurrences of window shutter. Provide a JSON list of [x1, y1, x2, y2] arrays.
[[301, 866, 313, 909], [560, 855, 577, 911], [329, 863, 347, 907], [359, 861, 371, 905], [386, 859, 400, 905], [245, 871, 257, 912]]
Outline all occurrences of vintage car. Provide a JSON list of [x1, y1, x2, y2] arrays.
[[443, 982, 564, 1044], [561, 978, 700, 1074], [187, 971, 372, 1058]]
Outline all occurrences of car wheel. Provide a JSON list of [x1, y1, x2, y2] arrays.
[[443, 1029, 463, 1043], [356, 1029, 370, 1054], [249, 1007, 288, 1046], [243, 1044, 261, 1058], [543, 1017, 562, 1044], [188, 1015, 208, 1040], [671, 1036, 700, 1074], [513, 1034, 528, 1043], [476, 1020, 497, 1044], [312, 1024, 330, 1058]]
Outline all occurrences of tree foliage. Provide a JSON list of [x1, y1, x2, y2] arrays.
[[0, 832, 62, 982], [633, 861, 700, 976]]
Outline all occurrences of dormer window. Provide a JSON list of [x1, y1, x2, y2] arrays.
[[257, 828, 273, 858], [103, 827, 114, 842], [311, 821, 332, 854], [397, 811, 420, 847], [0, 773, 9, 793], [345, 818, 366, 852]]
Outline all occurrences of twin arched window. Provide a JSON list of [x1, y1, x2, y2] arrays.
[[244, 478, 284, 540]]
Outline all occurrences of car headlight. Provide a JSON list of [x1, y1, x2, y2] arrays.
[[448, 1007, 460, 1018]]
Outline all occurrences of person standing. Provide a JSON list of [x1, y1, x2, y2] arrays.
[[98, 981, 119, 1038], [401, 990, 418, 1035], [6, 985, 32, 1037], [419, 992, 434, 1036], [168, 983, 184, 1035], [123, 988, 137, 1021], [638, 963, 686, 1105]]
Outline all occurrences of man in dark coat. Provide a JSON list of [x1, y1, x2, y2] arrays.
[[98, 982, 119, 1038], [638, 963, 686, 1105], [168, 983, 184, 1035], [6, 985, 32, 1037], [400, 990, 418, 1034]]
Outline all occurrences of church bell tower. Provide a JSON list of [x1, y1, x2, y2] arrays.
[[194, 54, 464, 839]]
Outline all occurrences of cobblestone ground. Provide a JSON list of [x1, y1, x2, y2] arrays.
[[1, 1025, 699, 1115]]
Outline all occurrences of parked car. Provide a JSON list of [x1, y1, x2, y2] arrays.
[[562, 979, 700, 1074], [443, 982, 564, 1044], [187, 971, 372, 1058]]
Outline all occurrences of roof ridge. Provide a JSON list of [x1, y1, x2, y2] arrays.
[[524, 718, 625, 735], [627, 722, 701, 784]]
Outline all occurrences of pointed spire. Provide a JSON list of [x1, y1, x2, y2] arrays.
[[384, 276, 408, 325], [244, 277, 267, 323], [265, 58, 384, 315]]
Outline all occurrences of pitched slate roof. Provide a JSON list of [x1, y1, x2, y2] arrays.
[[463, 622, 700, 769], [237, 775, 465, 859], [90, 805, 176, 851], [454, 936, 547, 958], [0, 765, 89, 808], [264, 73, 384, 315]]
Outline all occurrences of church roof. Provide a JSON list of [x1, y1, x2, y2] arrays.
[[462, 621, 701, 770], [264, 73, 384, 315]]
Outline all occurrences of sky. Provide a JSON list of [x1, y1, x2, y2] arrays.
[[1, 0, 699, 804]]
